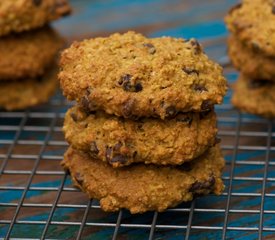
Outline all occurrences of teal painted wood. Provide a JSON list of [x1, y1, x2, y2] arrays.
[[1, 0, 275, 239]]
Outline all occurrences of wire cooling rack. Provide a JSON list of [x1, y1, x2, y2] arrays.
[[0, 39, 275, 239]]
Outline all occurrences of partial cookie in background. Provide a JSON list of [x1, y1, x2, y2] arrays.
[[225, 0, 275, 56], [228, 35, 275, 81], [0, 0, 71, 37], [0, 66, 58, 110], [59, 31, 227, 119], [232, 75, 275, 118], [62, 145, 225, 214], [0, 26, 63, 80], [64, 106, 218, 167]]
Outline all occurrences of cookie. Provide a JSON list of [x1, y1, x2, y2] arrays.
[[64, 106, 218, 167], [225, 0, 275, 57], [0, 0, 71, 37], [0, 26, 63, 80], [62, 145, 225, 214], [0, 66, 58, 110], [232, 75, 275, 118], [59, 31, 227, 119], [228, 35, 275, 81]]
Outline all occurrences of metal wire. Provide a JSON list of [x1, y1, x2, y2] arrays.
[[0, 59, 274, 239], [222, 111, 241, 240], [258, 121, 273, 239], [112, 210, 123, 240], [76, 199, 92, 240], [41, 173, 68, 239]]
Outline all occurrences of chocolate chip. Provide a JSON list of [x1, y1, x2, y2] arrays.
[[123, 82, 133, 92], [189, 39, 202, 54], [105, 146, 113, 162], [81, 95, 89, 111], [190, 175, 215, 192], [272, 6, 275, 14], [122, 99, 136, 118], [33, 0, 42, 6], [113, 142, 122, 151], [118, 74, 131, 85], [81, 96, 93, 113], [228, 3, 242, 14], [80, 89, 97, 114], [248, 79, 272, 89], [215, 137, 221, 145], [201, 100, 212, 111], [135, 83, 143, 92], [251, 41, 261, 52], [209, 175, 215, 186], [143, 43, 156, 54], [175, 113, 193, 126], [165, 106, 177, 118], [199, 110, 211, 119], [119, 74, 143, 92], [74, 172, 84, 186], [190, 182, 203, 192], [193, 84, 208, 92], [70, 112, 78, 122], [110, 155, 128, 164], [90, 141, 99, 155], [182, 67, 199, 75]]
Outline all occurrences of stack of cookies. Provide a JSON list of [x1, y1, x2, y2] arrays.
[[225, 0, 275, 118], [59, 32, 227, 214], [0, 0, 71, 110]]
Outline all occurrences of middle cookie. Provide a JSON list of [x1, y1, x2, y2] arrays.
[[228, 35, 275, 81], [0, 26, 63, 80], [64, 106, 218, 167]]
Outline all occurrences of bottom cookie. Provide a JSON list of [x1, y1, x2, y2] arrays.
[[64, 106, 218, 167], [232, 75, 275, 118], [62, 145, 225, 214], [0, 66, 58, 111]]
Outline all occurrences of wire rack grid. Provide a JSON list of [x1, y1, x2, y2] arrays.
[[0, 40, 275, 239]]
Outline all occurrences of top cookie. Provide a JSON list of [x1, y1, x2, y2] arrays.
[[225, 0, 275, 56], [59, 31, 227, 119], [0, 0, 71, 37]]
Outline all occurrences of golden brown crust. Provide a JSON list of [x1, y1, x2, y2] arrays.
[[59, 31, 227, 119], [0, 26, 63, 80], [0, 66, 58, 110], [64, 106, 218, 167], [228, 35, 275, 81], [232, 75, 275, 118], [62, 146, 225, 214], [0, 0, 71, 36], [225, 0, 275, 57]]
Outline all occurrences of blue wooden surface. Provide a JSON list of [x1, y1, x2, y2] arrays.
[[1, 0, 275, 239]]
